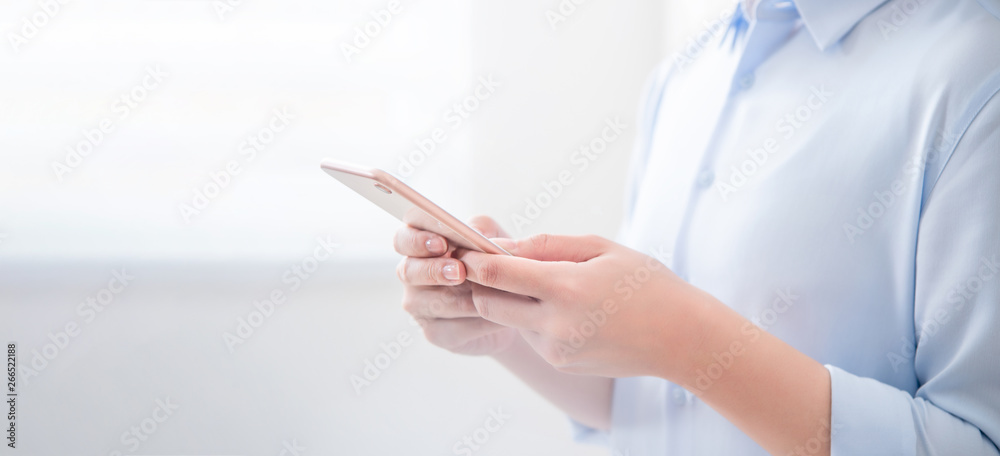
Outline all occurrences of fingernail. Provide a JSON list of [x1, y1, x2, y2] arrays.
[[442, 263, 460, 281], [426, 237, 445, 254]]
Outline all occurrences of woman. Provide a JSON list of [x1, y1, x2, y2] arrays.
[[394, 0, 1000, 454]]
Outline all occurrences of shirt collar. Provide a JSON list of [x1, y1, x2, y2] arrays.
[[738, 0, 890, 51], [793, 0, 891, 50]]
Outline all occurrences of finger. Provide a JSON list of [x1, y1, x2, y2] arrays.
[[467, 215, 509, 239], [454, 248, 557, 297], [420, 317, 510, 351], [490, 234, 608, 263], [403, 285, 478, 319], [393, 225, 449, 258], [396, 256, 465, 286], [453, 329, 518, 356], [469, 283, 545, 331]]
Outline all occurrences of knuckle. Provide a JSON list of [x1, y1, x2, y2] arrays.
[[555, 275, 582, 298], [421, 324, 447, 348], [475, 260, 502, 286], [539, 341, 571, 367], [457, 293, 477, 316], [401, 293, 418, 315], [426, 287, 468, 318], [392, 228, 406, 253], [471, 290, 491, 321], [442, 284, 463, 303], [529, 233, 551, 253], [425, 296, 446, 318], [543, 318, 572, 342], [395, 258, 408, 283], [425, 260, 441, 284], [393, 226, 416, 254]]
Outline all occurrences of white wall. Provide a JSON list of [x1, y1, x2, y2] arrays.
[[463, 0, 663, 240], [0, 0, 477, 262], [0, 1, 738, 455]]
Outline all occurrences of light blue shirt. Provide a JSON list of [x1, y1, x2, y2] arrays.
[[574, 0, 1000, 454]]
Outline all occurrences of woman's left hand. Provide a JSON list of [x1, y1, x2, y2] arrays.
[[454, 234, 720, 379]]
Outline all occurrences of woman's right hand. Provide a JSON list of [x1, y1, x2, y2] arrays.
[[394, 216, 518, 356]]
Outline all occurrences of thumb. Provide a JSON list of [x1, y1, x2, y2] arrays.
[[492, 234, 607, 262]]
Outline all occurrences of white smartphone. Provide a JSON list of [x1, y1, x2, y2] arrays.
[[320, 159, 513, 256]]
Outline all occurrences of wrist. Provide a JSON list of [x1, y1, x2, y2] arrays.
[[657, 291, 752, 395]]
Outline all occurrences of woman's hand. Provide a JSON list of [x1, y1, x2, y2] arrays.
[[455, 232, 834, 456], [394, 216, 518, 356], [454, 234, 718, 379]]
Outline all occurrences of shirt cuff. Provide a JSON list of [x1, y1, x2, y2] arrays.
[[825, 364, 917, 456], [568, 417, 610, 446]]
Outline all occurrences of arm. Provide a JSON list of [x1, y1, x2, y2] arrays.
[[670, 295, 833, 454], [816, 91, 1000, 455], [457, 236, 833, 455], [492, 335, 613, 431]]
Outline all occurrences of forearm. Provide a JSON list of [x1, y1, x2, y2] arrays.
[[491, 334, 613, 430], [669, 298, 832, 456]]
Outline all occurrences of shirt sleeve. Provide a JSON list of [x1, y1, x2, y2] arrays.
[[825, 89, 1000, 455]]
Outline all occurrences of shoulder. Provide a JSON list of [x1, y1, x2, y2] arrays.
[[854, 0, 1000, 105]]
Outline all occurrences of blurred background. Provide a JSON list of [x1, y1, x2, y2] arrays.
[[0, 0, 729, 454]]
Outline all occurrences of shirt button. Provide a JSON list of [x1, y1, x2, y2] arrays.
[[672, 386, 688, 405], [738, 72, 755, 90], [696, 170, 715, 188]]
